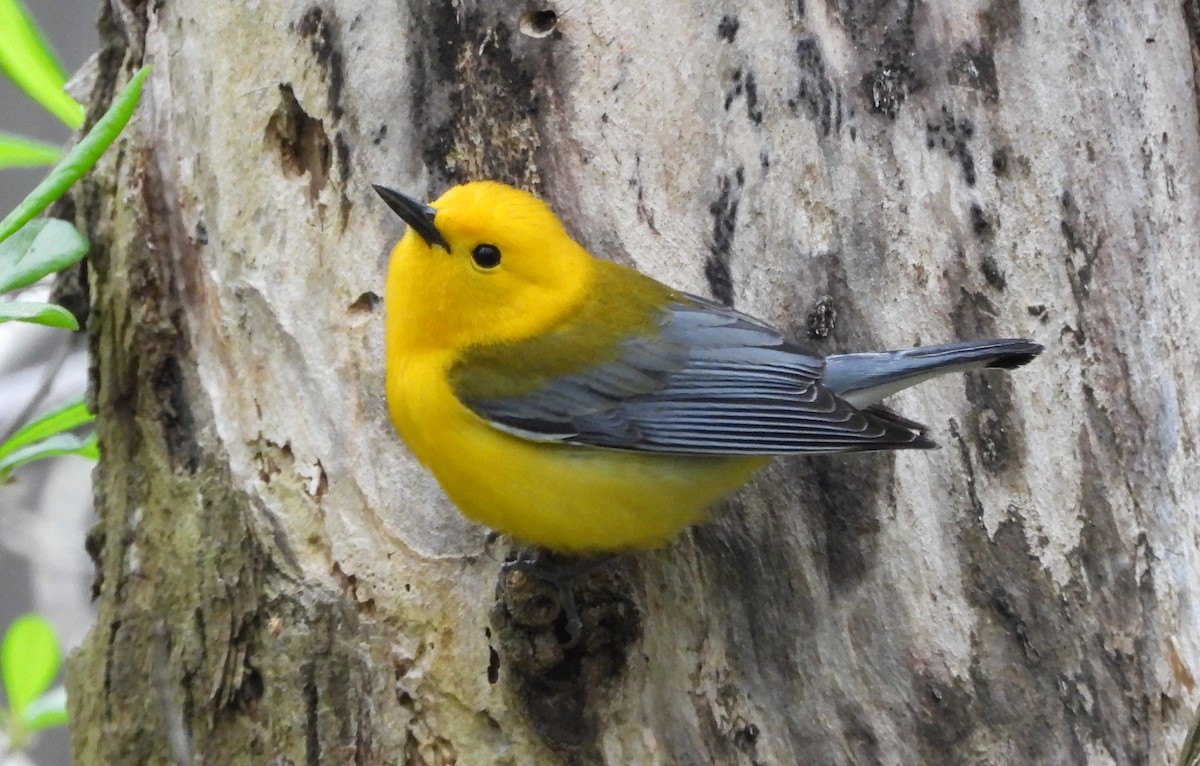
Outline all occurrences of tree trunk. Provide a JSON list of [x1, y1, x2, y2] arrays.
[[67, 0, 1200, 763]]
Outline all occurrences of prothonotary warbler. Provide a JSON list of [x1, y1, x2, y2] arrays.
[[374, 181, 1042, 554]]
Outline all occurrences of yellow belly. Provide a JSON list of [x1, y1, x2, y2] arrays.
[[389, 353, 768, 553]]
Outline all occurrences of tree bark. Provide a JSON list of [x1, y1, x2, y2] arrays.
[[67, 0, 1200, 763]]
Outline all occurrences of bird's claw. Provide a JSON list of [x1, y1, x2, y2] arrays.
[[501, 549, 609, 648]]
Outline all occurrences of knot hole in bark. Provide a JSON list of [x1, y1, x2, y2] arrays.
[[519, 9, 558, 38], [265, 83, 331, 201], [489, 555, 640, 753]]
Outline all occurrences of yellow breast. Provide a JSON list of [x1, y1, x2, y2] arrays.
[[388, 350, 767, 553]]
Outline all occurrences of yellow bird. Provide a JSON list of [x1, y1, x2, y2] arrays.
[[375, 181, 1041, 554]]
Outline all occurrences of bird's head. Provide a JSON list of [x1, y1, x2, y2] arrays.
[[375, 181, 594, 351]]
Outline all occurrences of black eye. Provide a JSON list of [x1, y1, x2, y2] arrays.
[[471, 244, 501, 268]]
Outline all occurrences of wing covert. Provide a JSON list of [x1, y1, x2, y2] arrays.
[[450, 290, 933, 455]]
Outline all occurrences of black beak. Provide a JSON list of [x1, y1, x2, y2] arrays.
[[372, 184, 450, 251]]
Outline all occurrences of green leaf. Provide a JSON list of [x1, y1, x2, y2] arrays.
[[0, 0, 83, 128], [0, 65, 150, 244], [22, 685, 68, 731], [1, 615, 61, 719], [0, 132, 60, 169], [79, 435, 99, 459], [0, 431, 96, 480], [0, 301, 78, 329], [0, 218, 88, 293], [0, 397, 94, 461]]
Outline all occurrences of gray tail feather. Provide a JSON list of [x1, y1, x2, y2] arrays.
[[824, 338, 1043, 408], [896, 338, 1043, 370]]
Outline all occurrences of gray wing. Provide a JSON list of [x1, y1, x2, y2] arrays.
[[457, 294, 934, 455]]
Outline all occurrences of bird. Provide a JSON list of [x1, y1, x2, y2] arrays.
[[374, 181, 1042, 555]]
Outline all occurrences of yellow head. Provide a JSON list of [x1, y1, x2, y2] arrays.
[[377, 181, 594, 352]]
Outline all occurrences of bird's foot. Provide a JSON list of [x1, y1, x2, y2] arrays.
[[500, 549, 612, 648]]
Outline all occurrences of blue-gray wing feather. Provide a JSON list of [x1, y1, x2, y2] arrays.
[[463, 294, 932, 455]]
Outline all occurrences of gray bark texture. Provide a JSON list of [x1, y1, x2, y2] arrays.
[[66, 0, 1200, 764]]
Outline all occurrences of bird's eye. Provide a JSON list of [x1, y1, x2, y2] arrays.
[[471, 244, 502, 269]]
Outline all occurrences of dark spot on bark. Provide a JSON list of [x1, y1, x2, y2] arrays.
[[827, 0, 907, 45], [914, 670, 977, 749], [518, 9, 558, 38], [970, 203, 993, 239], [192, 608, 207, 656], [1060, 189, 1104, 352], [1076, 436, 1158, 732], [406, 1, 554, 189], [992, 147, 1009, 176], [949, 287, 1000, 357], [949, 289, 1027, 475], [744, 70, 763, 123], [980, 254, 1006, 290], [85, 523, 106, 598], [948, 45, 999, 102], [964, 373, 1021, 475], [724, 67, 744, 111], [403, 732, 422, 763], [255, 437, 294, 483], [1185, 4, 1200, 111], [630, 154, 659, 233], [838, 703, 882, 763], [265, 84, 331, 201], [102, 618, 122, 696], [944, 398, 1157, 763], [706, 169, 743, 306], [717, 14, 739, 42], [490, 554, 639, 754], [50, 258, 90, 331], [799, 234, 885, 355], [731, 720, 759, 751], [807, 294, 838, 339], [329, 131, 355, 227], [862, 59, 918, 118], [692, 490, 819, 693], [151, 355, 200, 473], [926, 107, 977, 186], [295, 6, 346, 120], [1061, 322, 1086, 346], [347, 292, 381, 313], [989, 590, 1040, 663], [487, 645, 500, 684], [303, 664, 320, 766], [949, 425, 1068, 759], [794, 37, 838, 135], [805, 455, 888, 591], [1061, 190, 1102, 305], [232, 666, 264, 709], [981, 0, 1022, 40], [333, 132, 351, 183], [826, 0, 920, 118]]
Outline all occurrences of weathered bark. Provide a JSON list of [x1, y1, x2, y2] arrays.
[[67, 0, 1200, 764]]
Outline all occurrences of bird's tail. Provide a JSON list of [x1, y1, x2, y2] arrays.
[[823, 339, 1043, 409]]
